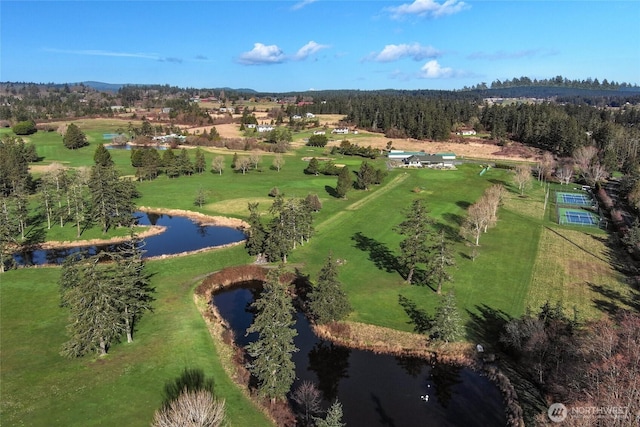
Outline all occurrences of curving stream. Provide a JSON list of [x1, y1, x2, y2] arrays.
[[213, 282, 507, 427], [13, 211, 246, 265]]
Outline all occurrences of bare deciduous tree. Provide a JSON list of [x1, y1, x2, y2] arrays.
[[249, 151, 261, 170], [272, 153, 284, 172], [461, 202, 486, 246], [485, 184, 505, 218], [152, 389, 226, 427], [555, 160, 574, 185], [293, 381, 322, 424], [573, 145, 598, 174], [586, 161, 609, 185], [211, 156, 225, 175], [537, 152, 556, 182], [234, 157, 251, 175], [513, 164, 532, 195]]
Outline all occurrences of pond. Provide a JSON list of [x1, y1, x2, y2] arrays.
[[213, 283, 506, 427], [13, 212, 246, 265]]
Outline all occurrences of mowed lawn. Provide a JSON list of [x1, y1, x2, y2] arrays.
[[2, 119, 632, 426]]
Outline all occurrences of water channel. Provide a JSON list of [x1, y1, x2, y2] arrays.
[[13, 211, 246, 265], [213, 282, 507, 427]]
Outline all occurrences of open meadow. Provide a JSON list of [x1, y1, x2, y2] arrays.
[[1, 119, 632, 426]]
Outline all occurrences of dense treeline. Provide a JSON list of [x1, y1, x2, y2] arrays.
[[480, 102, 640, 167]]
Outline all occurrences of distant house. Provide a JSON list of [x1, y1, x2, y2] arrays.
[[313, 130, 326, 135], [257, 125, 274, 133], [387, 150, 425, 160], [292, 114, 302, 120], [246, 123, 257, 129], [402, 153, 456, 168], [152, 134, 186, 143], [456, 128, 477, 136], [306, 112, 315, 118], [332, 127, 349, 134], [161, 107, 172, 114]]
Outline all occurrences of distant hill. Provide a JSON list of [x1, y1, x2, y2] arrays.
[[81, 81, 124, 92], [78, 82, 258, 94]]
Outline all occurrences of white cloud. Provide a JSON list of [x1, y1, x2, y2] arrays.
[[419, 60, 454, 78], [291, 0, 317, 11], [386, 0, 469, 19], [45, 48, 160, 60], [294, 41, 330, 60], [467, 48, 559, 61], [237, 43, 286, 65], [368, 43, 441, 62], [44, 48, 186, 64]]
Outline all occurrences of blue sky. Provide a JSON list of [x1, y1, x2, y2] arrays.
[[1, 1, 638, 92]]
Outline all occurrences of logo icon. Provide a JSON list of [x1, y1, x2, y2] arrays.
[[548, 403, 567, 422]]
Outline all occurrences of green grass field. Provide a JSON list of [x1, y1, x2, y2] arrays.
[[1, 120, 631, 426]]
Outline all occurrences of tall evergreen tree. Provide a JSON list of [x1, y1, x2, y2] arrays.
[[116, 236, 154, 343], [178, 148, 194, 175], [88, 156, 137, 233], [335, 166, 351, 199], [430, 291, 464, 343], [62, 123, 89, 149], [305, 157, 320, 175], [0, 194, 18, 273], [0, 135, 31, 196], [308, 253, 352, 324], [314, 400, 346, 427], [264, 200, 294, 263], [194, 147, 206, 174], [355, 161, 376, 190], [93, 143, 113, 167], [245, 267, 298, 404], [429, 230, 456, 295], [59, 251, 127, 357], [59, 238, 154, 357], [162, 149, 179, 178], [395, 199, 435, 284], [245, 202, 266, 258]]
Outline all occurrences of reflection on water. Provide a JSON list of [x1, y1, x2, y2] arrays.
[[13, 212, 246, 265], [212, 283, 506, 427]]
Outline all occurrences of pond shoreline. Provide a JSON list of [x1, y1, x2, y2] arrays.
[[10, 209, 249, 267], [16, 208, 249, 252], [195, 265, 525, 427]]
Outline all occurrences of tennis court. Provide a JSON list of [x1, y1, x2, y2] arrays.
[[558, 208, 600, 227], [556, 191, 592, 206]]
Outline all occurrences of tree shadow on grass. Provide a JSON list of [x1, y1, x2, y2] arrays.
[[324, 185, 339, 198], [465, 304, 512, 348], [398, 295, 432, 334], [587, 282, 640, 316], [351, 232, 400, 273], [161, 367, 215, 408], [455, 200, 471, 210], [435, 218, 464, 242], [489, 178, 508, 186]]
